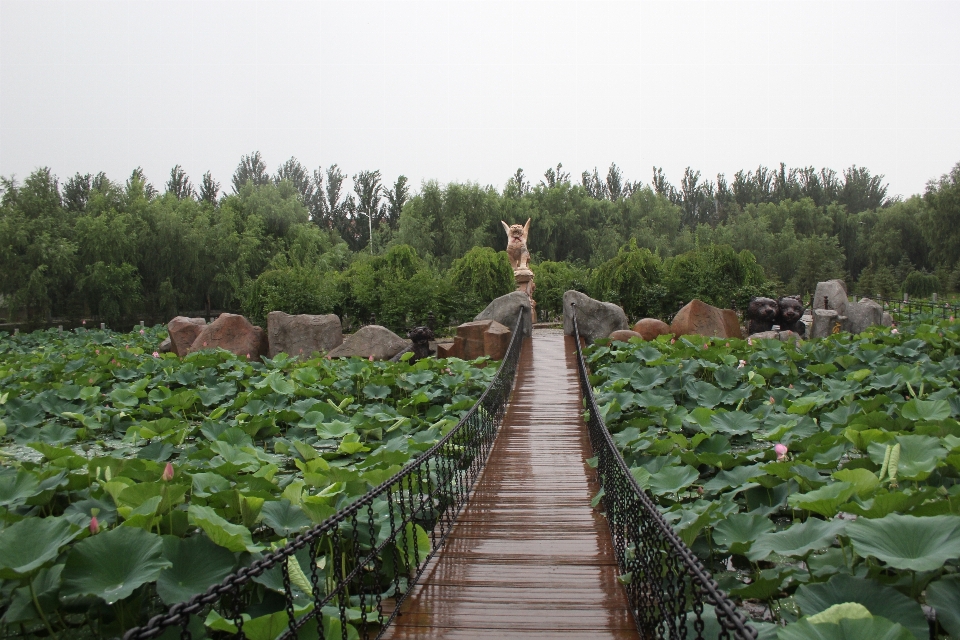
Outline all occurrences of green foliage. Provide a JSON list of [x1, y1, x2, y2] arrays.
[[902, 270, 940, 297], [586, 317, 960, 634], [0, 323, 499, 635], [662, 244, 773, 314], [447, 246, 515, 319], [590, 241, 665, 320], [531, 261, 590, 320], [242, 266, 343, 326]]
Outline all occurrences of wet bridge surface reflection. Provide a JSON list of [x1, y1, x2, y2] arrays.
[[383, 331, 638, 639]]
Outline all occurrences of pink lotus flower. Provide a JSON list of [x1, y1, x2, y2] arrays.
[[951, 316, 955, 322], [725, 342, 730, 347], [203, 341, 208, 347], [246, 353, 250, 359], [702, 343, 709, 350], [152, 351, 160, 358], [89, 516, 99, 534], [747, 338, 753, 346], [670, 338, 676, 344], [368, 355, 374, 361], [161, 462, 174, 482], [82, 320, 86, 325], [737, 359, 746, 369], [891, 328, 899, 334], [774, 443, 788, 461], [769, 396, 776, 404], [95, 349, 99, 355]]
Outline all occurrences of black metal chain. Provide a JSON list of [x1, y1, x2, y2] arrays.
[[570, 304, 757, 640]]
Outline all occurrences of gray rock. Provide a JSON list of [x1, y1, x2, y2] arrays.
[[562, 291, 628, 343], [810, 309, 840, 339], [267, 311, 343, 358], [158, 337, 172, 353], [882, 311, 893, 327], [842, 299, 884, 335], [749, 330, 801, 343], [327, 325, 410, 361], [474, 291, 533, 336], [813, 280, 848, 315]]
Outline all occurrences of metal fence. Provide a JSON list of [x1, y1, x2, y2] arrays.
[[570, 304, 757, 640], [123, 310, 527, 640], [851, 294, 960, 322]]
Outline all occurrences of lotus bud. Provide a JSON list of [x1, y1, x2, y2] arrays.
[[89, 515, 100, 534], [368, 355, 374, 361], [152, 351, 160, 358], [161, 462, 174, 482], [774, 443, 788, 461], [737, 359, 746, 369]]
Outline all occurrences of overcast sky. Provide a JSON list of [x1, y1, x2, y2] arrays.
[[1, 0, 958, 200]]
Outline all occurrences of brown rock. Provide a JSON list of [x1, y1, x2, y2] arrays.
[[456, 320, 494, 360], [436, 342, 458, 359], [608, 329, 642, 342], [267, 311, 343, 359], [188, 313, 268, 360], [632, 318, 671, 341], [167, 316, 207, 357], [483, 321, 512, 360], [670, 300, 743, 339]]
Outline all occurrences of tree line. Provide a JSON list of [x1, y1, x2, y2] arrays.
[[1, 154, 958, 331]]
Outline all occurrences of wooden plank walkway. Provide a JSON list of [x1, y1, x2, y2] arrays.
[[383, 331, 638, 639]]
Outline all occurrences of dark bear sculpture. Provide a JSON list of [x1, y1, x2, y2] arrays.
[[776, 295, 806, 337], [407, 326, 435, 362], [746, 297, 779, 335]]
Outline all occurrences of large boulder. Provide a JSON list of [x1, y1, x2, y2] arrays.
[[670, 300, 742, 339], [842, 299, 884, 335], [813, 280, 848, 315], [563, 291, 628, 343], [608, 329, 642, 343], [633, 318, 671, 341], [188, 313, 268, 360], [167, 316, 207, 357], [327, 325, 409, 361], [474, 291, 532, 336], [267, 311, 343, 359]]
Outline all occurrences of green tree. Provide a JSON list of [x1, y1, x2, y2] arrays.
[[922, 162, 960, 269], [591, 240, 665, 320], [447, 246, 515, 318], [231, 151, 269, 193]]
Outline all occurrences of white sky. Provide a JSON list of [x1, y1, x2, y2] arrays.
[[1, 0, 958, 200]]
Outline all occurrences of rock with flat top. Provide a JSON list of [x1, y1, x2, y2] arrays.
[[267, 311, 343, 358], [442, 319, 513, 360], [327, 325, 409, 361], [475, 291, 532, 336], [167, 316, 207, 357], [188, 313, 268, 360], [632, 318, 671, 341], [670, 300, 742, 339], [810, 309, 840, 339], [813, 280, 848, 315], [563, 291, 628, 343], [842, 298, 884, 335]]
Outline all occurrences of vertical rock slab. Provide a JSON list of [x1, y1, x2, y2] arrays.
[[454, 320, 492, 360], [267, 311, 343, 359], [810, 309, 841, 339], [188, 314, 268, 360], [813, 280, 848, 315], [167, 316, 207, 357]]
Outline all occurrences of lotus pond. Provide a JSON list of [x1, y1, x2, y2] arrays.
[[0, 325, 498, 638], [586, 316, 960, 640]]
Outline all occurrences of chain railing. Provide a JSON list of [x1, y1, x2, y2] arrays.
[[123, 309, 527, 640], [570, 304, 756, 640]]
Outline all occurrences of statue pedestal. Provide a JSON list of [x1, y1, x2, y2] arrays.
[[513, 267, 536, 320]]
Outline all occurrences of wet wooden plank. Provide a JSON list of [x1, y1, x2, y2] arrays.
[[382, 332, 639, 639]]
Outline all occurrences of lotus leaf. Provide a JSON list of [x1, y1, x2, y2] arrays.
[[787, 482, 856, 517], [900, 398, 951, 422], [924, 574, 960, 639], [794, 574, 928, 640], [61, 526, 171, 604], [188, 505, 263, 553], [846, 513, 960, 572], [709, 411, 760, 436], [831, 468, 879, 497], [647, 465, 700, 496], [777, 617, 914, 640], [747, 518, 846, 561], [0, 469, 41, 507], [712, 513, 774, 554], [260, 499, 313, 537], [0, 516, 80, 577], [156, 535, 236, 604]]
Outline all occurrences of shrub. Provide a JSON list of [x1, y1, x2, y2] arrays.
[[531, 261, 590, 321], [242, 266, 342, 326], [663, 244, 774, 314], [903, 270, 941, 298], [447, 246, 515, 319], [590, 240, 666, 320]]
